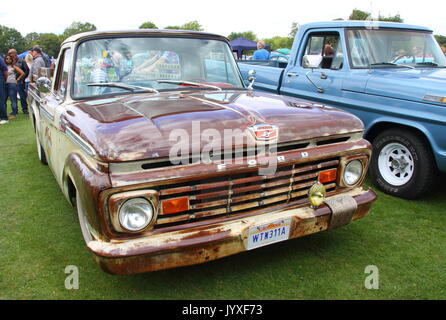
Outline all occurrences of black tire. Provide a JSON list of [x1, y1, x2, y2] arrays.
[[35, 129, 48, 165], [370, 128, 437, 199]]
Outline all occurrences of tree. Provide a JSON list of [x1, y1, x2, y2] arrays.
[[435, 35, 446, 48], [35, 33, 62, 58], [349, 9, 371, 20], [181, 21, 204, 31], [348, 9, 404, 23], [263, 36, 294, 51], [227, 31, 257, 41], [377, 14, 403, 23], [164, 26, 181, 30], [25, 32, 40, 47], [0, 25, 26, 54], [62, 21, 97, 40], [139, 21, 158, 29], [289, 22, 299, 38]]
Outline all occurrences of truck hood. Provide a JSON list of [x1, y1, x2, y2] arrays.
[[65, 90, 364, 162], [366, 68, 446, 104]]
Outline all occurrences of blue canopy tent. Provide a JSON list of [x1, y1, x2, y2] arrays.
[[230, 37, 270, 59], [18, 51, 30, 59]]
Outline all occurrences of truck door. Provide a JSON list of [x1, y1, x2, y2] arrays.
[[280, 30, 348, 107], [43, 47, 72, 185]]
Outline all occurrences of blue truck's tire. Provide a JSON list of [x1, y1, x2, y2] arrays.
[[370, 128, 437, 199]]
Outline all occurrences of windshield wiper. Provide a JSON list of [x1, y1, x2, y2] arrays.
[[369, 62, 414, 69], [157, 80, 222, 91], [415, 62, 443, 67], [87, 82, 159, 94]]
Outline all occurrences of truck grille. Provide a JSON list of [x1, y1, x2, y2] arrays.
[[154, 158, 339, 228]]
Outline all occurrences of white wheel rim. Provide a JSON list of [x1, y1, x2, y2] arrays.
[[378, 142, 414, 186]]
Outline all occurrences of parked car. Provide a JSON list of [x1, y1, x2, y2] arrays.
[[28, 29, 376, 274], [239, 21, 446, 199]]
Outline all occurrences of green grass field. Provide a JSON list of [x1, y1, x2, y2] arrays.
[[1, 111, 445, 300]]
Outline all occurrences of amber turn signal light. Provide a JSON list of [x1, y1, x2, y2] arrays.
[[319, 168, 337, 184], [161, 197, 189, 215]]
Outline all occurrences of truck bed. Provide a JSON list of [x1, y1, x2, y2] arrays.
[[238, 61, 285, 93]]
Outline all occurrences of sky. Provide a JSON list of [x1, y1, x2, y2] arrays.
[[1, 0, 446, 38]]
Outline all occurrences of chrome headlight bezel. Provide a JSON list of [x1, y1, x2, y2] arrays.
[[108, 190, 159, 234], [338, 155, 369, 188]]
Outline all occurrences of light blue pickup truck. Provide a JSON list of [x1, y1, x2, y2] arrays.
[[238, 21, 446, 199]]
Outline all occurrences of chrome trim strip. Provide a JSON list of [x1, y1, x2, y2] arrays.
[[65, 127, 96, 157], [28, 89, 44, 104], [40, 106, 54, 121]]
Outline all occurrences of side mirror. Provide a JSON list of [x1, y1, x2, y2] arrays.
[[36, 77, 52, 94], [247, 69, 256, 90], [302, 54, 322, 69]]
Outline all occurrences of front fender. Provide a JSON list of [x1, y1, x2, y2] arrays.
[[63, 153, 112, 241], [365, 116, 446, 171]]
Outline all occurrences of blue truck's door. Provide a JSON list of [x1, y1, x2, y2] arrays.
[[280, 29, 348, 105]]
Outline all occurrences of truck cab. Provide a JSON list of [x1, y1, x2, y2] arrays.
[[239, 21, 446, 199]]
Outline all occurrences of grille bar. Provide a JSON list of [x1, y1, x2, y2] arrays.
[[155, 158, 340, 227], [158, 159, 339, 197], [156, 182, 337, 226]]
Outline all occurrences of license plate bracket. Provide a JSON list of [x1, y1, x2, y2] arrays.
[[246, 218, 291, 250]]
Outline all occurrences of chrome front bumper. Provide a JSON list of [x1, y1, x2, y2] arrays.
[[87, 188, 377, 274]]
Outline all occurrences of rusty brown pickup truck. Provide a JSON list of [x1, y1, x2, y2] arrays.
[[28, 30, 376, 274]]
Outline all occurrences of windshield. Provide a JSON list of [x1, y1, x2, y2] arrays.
[[73, 36, 244, 99], [346, 29, 446, 68]]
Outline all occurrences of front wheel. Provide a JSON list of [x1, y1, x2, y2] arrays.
[[35, 129, 48, 165], [370, 129, 437, 199]]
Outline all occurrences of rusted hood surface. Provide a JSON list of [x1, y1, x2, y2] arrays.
[[65, 90, 364, 162]]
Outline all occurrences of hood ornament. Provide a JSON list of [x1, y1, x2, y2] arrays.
[[248, 124, 279, 141]]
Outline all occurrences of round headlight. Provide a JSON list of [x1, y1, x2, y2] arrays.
[[344, 160, 363, 186], [119, 198, 154, 232]]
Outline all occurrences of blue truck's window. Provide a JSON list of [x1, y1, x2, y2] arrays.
[[72, 37, 243, 99], [302, 33, 342, 69], [346, 29, 446, 68]]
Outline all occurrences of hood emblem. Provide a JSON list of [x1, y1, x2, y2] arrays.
[[248, 124, 279, 141]]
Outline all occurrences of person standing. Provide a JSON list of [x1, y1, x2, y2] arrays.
[[30, 46, 46, 81], [24, 53, 33, 94], [8, 49, 30, 114], [252, 40, 270, 60], [0, 56, 8, 125], [4, 55, 25, 119]]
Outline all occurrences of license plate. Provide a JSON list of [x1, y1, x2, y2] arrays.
[[246, 218, 291, 250]]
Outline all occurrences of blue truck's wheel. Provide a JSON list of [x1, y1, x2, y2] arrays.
[[370, 129, 437, 199]]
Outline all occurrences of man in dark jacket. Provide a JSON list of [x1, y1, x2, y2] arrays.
[[8, 49, 30, 114]]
